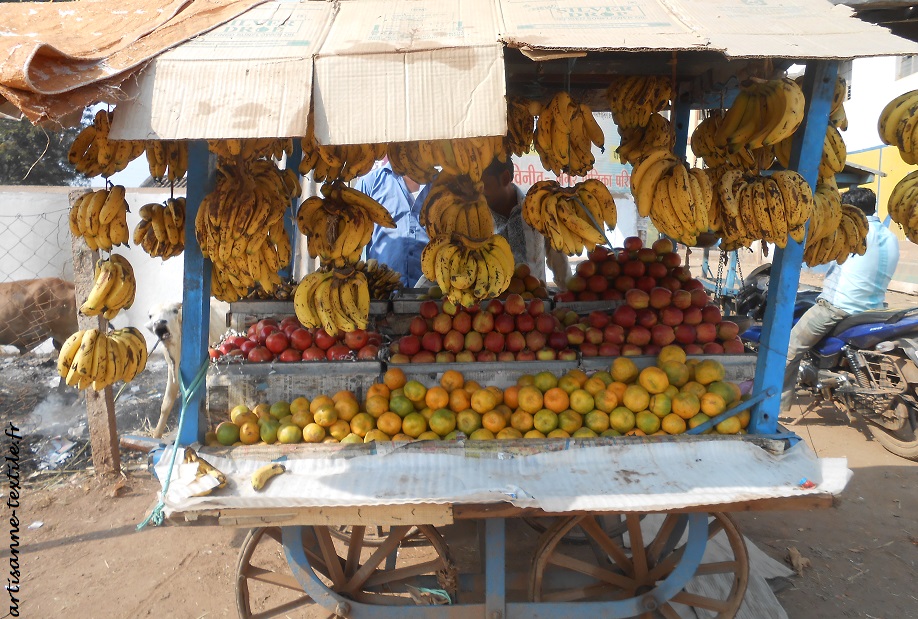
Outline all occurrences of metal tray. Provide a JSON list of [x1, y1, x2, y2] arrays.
[[579, 353, 757, 382], [396, 360, 579, 390], [553, 299, 624, 315]]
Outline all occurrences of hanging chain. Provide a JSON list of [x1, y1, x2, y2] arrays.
[[714, 249, 726, 301], [736, 248, 746, 295]]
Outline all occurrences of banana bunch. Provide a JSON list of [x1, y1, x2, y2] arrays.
[[886, 169, 918, 244], [605, 76, 672, 128], [134, 198, 185, 260], [690, 112, 770, 169], [774, 123, 846, 181], [245, 278, 296, 301], [68, 109, 145, 177], [297, 181, 395, 267], [356, 259, 403, 300], [803, 203, 868, 266], [196, 160, 294, 302], [523, 179, 617, 255], [631, 149, 714, 246], [69, 186, 130, 251], [207, 138, 293, 161], [533, 91, 605, 176], [715, 168, 813, 250], [506, 97, 542, 157], [144, 141, 188, 182], [878, 89, 918, 164], [796, 76, 848, 131], [184, 448, 227, 495], [299, 135, 387, 182], [714, 77, 805, 153], [419, 173, 494, 238], [807, 179, 844, 245], [616, 113, 675, 166], [80, 254, 136, 319], [294, 267, 370, 337], [57, 327, 148, 391], [421, 233, 514, 307], [388, 137, 506, 183]]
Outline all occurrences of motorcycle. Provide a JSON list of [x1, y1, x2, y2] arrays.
[[736, 264, 918, 460]]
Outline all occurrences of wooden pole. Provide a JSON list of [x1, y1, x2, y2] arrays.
[[69, 188, 121, 476]]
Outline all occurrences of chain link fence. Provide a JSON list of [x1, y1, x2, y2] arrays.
[[0, 208, 74, 283]]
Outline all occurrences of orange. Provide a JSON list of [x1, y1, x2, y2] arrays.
[[366, 383, 391, 400], [349, 412, 375, 437], [659, 361, 690, 388], [457, 409, 482, 435], [547, 429, 571, 439], [592, 370, 614, 385], [239, 421, 261, 445], [277, 424, 302, 444], [364, 428, 391, 443], [533, 409, 559, 434], [332, 390, 356, 404], [234, 411, 259, 428], [383, 367, 407, 390], [471, 389, 499, 414], [482, 410, 508, 433], [625, 428, 646, 437], [622, 385, 650, 413], [302, 422, 326, 443], [688, 412, 712, 433], [715, 416, 741, 435], [419, 407, 436, 421], [517, 386, 544, 413], [648, 393, 671, 418], [686, 358, 700, 381], [609, 407, 636, 433], [310, 395, 335, 414], [566, 369, 588, 387], [328, 419, 351, 441], [638, 367, 670, 395], [389, 395, 416, 418], [429, 409, 457, 437], [313, 405, 338, 428], [403, 380, 427, 404], [694, 360, 726, 385], [497, 427, 523, 440], [569, 389, 595, 415], [657, 344, 687, 365], [334, 398, 359, 423], [487, 386, 504, 406], [737, 409, 751, 429], [449, 388, 472, 413], [495, 404, 513, 422], [463, 380, 482, 394], [523, 429, 546, 439], [607, 381, 628, 403], [557, 375, 580, 394], [672, 392, 701, 420], [610, 357, 639, 384], [440, 369, 465, 392], [558, 409, 583, 434], [635, 410, 661, 434], [268, 402, 290, 420], [390, 388, 406, 400], [503, 386, 520, 410], [516, 374, 535, 387], [425, 386, 450, 410], [583, 376, 607, 397], [664, 385, 679, 399], [533, 371, 559, 393], [443, 430, 462, 441], [289, 398, 310, 416], [600, 429, 622, 438], [707, 381, 741, 405], [364, 395, 390, 418], [681, 381, 707, 399], [417, 431, 441, 441], [584, 410, 610, 434], [377, 411, 403, 436], [341, 433, 363, 444], [469, 428, 495, 441], [594, 388, 619, 413], [391, 433, 413, 442], [510, 410, 534, 433], [543, 387, 570, 414], [291, 409, 314, 428], [662, 413, 687, 434], [572, 427, 598, 438], [700, 392, 727, 416]]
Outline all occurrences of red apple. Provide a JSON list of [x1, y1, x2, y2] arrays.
[[691, 289, 710, 308], [652, 238, 674, 255], [464, 331, 484, 353], [717, 321, 740, 341], [494, 313, 515, 335], [472, 311, 495, 334], [433, 351, 454, 363], [516, 349, 537, 361], [265, 331, 289, 355], [599, 342, 620, 357], [420, 300, 439, 319], [238, 340, 257, 355], [580, 342, 599, 357], [477, 350, 498, 362], [701, 304, 722, 324], [651, 324, 676, 346], [600, 260, 621, 278], [587, 275, 608, 293], [276, 348, 301, 363], [579, 291, 599, 301], [247, 346, 273, 363], [357, 345, 379, 360], [565, 325, 586, 346], [525, 330, 547, 352], [661, 252, 682, 268], [583, 327, 602, 345], [647, 261, 668, 280], [314, 328, 337, 350], [636, 308, 659, 328], [301, 346, 325, 361], [432, 313, 453, 335], [344, 329, 370, 350], [535, 313, 556, 334], [684, 344, 704, 355], [444, 330, 465, 354], [625, 289, 650, 310], [494, 351, 514, 362], [603, 324, 625, 344], [558, 348, 578, 361], [504, 293, 526, 316], [621, 344, 643, 356], [398, 335, 421, 356], [623, 236, 643, 252], [289, 328, 313, 351], [695, 322, 718, 344], [671, 290, 693, 310], [587, 311, 610, 329], [683, 279, 705, 292], [649, 287, 673, 309], [627, 325, 652, 346], [554, 291, 576, 302], [409, 316, 429, 337], [441, 300, 458, 316], [528, 298, 545, 317], [683, 306, 703, 326], [452, 311, 472, 334], [622, 260, 646, 278], [412, 351, 437, 363], [484, 331, 505, 353], [588, 246, 610, 262], [658, 275, 682, 292], [576, 260, 598, 278], [456, 350, 476, 362], [563, 310, 580, 327], [670, 266, 692, 283], [637, 248, 658, 263], [635, 275, 657, 293], [612, 305, 637, 328], [548, 331, 569, 351], [506, 331, 526, 352], [643, 344, 662, 357], [702, 342, 725, 354], [486, 299, 504, 315], [422, 331, 444, 353], [674, 325, 697, 345], [516, 313, 536, 333], [723, 338, 746, 354], [613, 275, 636, 293], [566, 276, 587, 293], [389, 353, 411, 364], [601, 289, 624, 301], [660, 306, 685, 327], [536, 348, 558, 361]]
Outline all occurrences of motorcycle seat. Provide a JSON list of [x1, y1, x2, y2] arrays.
[[831, 308, 910, 335]]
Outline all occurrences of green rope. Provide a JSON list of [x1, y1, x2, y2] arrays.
[[137, 360, 209, 530], [417, 588, 451, 605]]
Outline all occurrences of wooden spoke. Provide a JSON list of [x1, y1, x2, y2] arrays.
[[541, 582, 636, 603], [646, 546, 685, 582], [546, 552, 636, 590], [671, 590, 733, 613], [694, 560, 741, 576], [236, 527, 316, 619], [245, 566, 305, 591], [340, 525, 411, 594], [363, 558, 449, 588], [313, 526, 347, 588], [345, 525, 366, 578], [626, 514, 648, 580], [645, 514, 682, 568], [658, 601, 684, 619], [250, 595, 314, 619], [707, 517, 725, 539], [578, 516, 634, 575]]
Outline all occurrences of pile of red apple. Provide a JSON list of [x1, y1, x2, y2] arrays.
[[209, 316, 383, 363], [389, 294, 577, 363]]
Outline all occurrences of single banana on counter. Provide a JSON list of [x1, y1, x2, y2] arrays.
[[251, 463, 286, 491]]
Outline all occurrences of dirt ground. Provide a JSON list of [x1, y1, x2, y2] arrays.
[[4, 269, 918, 619]]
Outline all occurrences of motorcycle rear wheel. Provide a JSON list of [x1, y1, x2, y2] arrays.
[[867, 403, 918, 460]]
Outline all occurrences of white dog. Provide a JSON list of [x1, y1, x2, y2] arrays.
[[146, 301, 229, 438]]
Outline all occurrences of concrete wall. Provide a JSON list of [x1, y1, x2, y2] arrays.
[[845, 56, 918, 152]]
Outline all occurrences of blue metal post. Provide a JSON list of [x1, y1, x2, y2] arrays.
[[672, 96, 691, 160], [280, 139, 302, 280], [178, 140, 214, 445], [485, 518, 506, 619], [750, 61, 837, 433]]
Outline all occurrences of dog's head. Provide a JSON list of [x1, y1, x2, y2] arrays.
[[146, 302, 182, 342]]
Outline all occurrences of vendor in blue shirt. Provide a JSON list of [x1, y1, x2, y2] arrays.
[[354, 162, 427, 287], [782, 186, 900, 409]]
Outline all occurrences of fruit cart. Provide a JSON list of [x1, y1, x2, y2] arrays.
[[7, 1, 916, 618]]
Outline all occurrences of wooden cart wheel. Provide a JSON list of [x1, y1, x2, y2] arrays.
[[237, 525, 457, 618], [330, 524, 423, 547], [522, 514, 637, 545], [529, 512, 749, 618]]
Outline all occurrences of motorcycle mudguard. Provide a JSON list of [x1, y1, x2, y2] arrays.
[[814, 336, 846, 358], [741, 325, 762, 343], [838, 314, 918, 350]]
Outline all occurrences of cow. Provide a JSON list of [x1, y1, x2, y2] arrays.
[[146, 300, 229, 438], [0, 278, 78, 354]]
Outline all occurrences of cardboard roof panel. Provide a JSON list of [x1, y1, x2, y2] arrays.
[[111, 1, 334, 140], [314, 0, 507, 144]]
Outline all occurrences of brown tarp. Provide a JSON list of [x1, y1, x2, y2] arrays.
[[0, 0, 267, 126]]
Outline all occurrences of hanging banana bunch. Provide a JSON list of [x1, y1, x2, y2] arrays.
[[79, 255, 136, 320], [533, 91, 604, 177], [134, 198, 186, 260], [690, 112, 772, 170], [57, 327, 148, 391], [884, 169, 918, 244], [356, 259, 403, 300], [803, 204, 868, 266], [774, 123, 846, 181], [713, 77, 806, 154], [388, 137, 506, 182], [617, 113, 675, 166], [419, 173, 494, 238], [605, 76, 672, 129], [144, 141, 188, 183], [293, 267, 370, 337], [207, 138, 293, 162], [523, 179, 617, 255], [506, 97, 542, 157], [420, 233, 514, 307], [68, 186, 130, 251], [68, 109, 145, 177]]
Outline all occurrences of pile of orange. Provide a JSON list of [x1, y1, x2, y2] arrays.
[[206, 347, 748, 446]]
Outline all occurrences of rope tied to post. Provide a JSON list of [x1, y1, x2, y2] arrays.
[[137, 360, 209, 530]]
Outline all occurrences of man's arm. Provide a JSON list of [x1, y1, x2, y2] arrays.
[[545, 238, 569, 290]]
